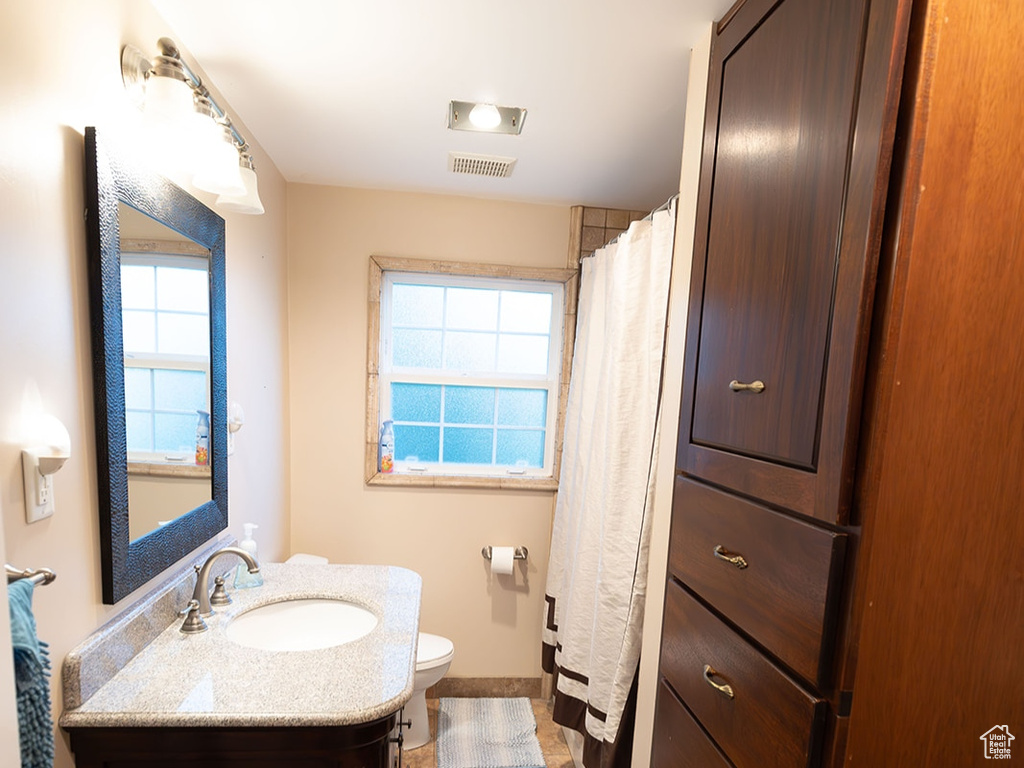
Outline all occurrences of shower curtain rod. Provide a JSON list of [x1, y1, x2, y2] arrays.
[[584, 193, 679, 256]]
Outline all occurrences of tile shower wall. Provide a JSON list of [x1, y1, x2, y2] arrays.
[[568, 205, 651, 265]]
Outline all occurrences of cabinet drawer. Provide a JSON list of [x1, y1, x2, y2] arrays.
[[660, 581, 824, 768], [653, 679, 733, 768], [669, 478, 845, 684]]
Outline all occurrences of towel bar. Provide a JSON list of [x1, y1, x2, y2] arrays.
[[5, 563, 57, 586]]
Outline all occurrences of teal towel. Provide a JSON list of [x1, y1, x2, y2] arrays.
[[8, 580, 54, 768]]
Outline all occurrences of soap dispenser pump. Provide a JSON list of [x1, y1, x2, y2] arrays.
[[234, 523, 264, 589]]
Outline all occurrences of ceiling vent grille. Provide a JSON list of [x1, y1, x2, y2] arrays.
[[448, 152, 517, 178]]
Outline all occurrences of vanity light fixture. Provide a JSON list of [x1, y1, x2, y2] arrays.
[[121, 37, 264, 214], [448, 100, 527, 135], [21, 413, 71, 524], [216, 150, 265, 215]]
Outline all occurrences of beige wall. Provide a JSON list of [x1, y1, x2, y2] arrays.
[[0, 3, 290, 766], [286, 185, 569, 678]]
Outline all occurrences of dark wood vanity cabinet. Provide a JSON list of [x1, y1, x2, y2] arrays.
[[655, 0, 913, 764], [67, 716, 399, 768]]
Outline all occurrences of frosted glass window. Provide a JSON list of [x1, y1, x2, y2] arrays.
[[378, 266, 566, 478], [393, 329, 443, 368], [393, 284, 443, 327], [153, 369, 207, 411], [496, 430, 545, 467], [497, 335, 550, 375], [445, 331, 496, 371], [157, 266, 208, 313], [121, 265, 156, 309], [498, 389, 548, 427], [154, 413, 198, 453], [392, 383, 442, 423], [446, 288, 499, 330], [445, 387, 495, 425], [124, 367, 153, 410], [126, 412, 153, 452], [500, 291, 552, 333], [123, 311, 157, 354], [158, 314, 209, 356], [394, 425, 439, 462], [444, 427, 493, 464]]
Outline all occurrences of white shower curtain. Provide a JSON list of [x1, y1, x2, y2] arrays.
[[543, 205, 675, 767]]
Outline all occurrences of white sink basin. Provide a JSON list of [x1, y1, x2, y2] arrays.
[[225, 598, 378, 652]]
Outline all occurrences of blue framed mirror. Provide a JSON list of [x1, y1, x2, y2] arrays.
[[84, 127, 228, 603]]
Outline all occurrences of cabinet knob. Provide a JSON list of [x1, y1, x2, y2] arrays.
[[702, 665, 735, 699], [729, 379, 765, 393], [713, 544, 749, 569]]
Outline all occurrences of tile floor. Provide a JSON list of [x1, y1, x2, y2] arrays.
[[403, 698, 575, 768]]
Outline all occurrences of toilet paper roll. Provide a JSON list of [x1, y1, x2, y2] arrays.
[[490, 546, 516, 576]]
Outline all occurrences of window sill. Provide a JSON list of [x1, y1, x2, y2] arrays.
[[365, 470, 558, 492], [128, 461, 211, 479]]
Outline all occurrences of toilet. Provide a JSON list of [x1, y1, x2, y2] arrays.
[[405, 632, 455, 750]]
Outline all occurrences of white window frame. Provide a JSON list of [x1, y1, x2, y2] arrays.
[[366, 255, 578, 490]]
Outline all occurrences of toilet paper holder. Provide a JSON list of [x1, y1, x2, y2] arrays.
[[481, 546, 528, 562]]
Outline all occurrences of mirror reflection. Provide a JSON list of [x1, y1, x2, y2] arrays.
[[118, 203, 213, 540]]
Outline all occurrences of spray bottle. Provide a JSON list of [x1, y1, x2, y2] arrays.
[[234, 523, 264, 589]]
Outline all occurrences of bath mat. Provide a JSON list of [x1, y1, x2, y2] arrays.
[[436, 697, 546, 768]]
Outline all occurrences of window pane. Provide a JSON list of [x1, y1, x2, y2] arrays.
[[445, 331, 496, 371], [393, 329, 443, 368], [157, 314, 209, 356], [445, 386, 495, 425], [394, 425, 439, 462], [500, 291, 553, 333], [446, 288, 498, 331], [123, 310, 156, 354], [154, 412, 198, 453], [393, 284, 443, 328], [157, 266, 208, 313], [153, 369, 207, 412], [497, 430, 545, 467], [497, 334, 550, 375], [498, 389, 548, 427], [392, 383, 441, 423], [124, 367, 152, 410], [443, 427, 493, 464], [121, 265, 155, 310], [126, 411, 152, 452]]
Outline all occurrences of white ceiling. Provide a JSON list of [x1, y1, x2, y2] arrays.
[[150, 0, 733, 211]]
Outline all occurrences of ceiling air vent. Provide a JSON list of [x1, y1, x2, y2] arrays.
[[448, 152, 517, 178]]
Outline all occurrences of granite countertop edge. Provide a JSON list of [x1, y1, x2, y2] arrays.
[[60, 562, 421, 730]]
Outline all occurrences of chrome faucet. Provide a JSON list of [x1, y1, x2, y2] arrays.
[[191, 546, 260, 616]]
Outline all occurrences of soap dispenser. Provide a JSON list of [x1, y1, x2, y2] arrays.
[[234, 523, 264, 589]]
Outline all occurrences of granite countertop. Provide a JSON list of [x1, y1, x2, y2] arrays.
[[60, 562, 422, 729]]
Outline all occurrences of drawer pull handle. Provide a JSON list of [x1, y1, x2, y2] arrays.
[[729, 379, 765, 393], [702, 665, 735, 699], [713, 545, 749, 569]]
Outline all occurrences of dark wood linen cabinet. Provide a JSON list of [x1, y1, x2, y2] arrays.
[[655, 0, 1024, 765], [655, 0, 912, 764]]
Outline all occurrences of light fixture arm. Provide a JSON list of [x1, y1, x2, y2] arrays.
[[154, 37, 247, 152]]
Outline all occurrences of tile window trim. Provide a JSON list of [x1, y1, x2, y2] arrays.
[[365, 255, 578, 491]]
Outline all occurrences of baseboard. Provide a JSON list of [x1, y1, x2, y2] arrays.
[[427, 677, 542, 699]]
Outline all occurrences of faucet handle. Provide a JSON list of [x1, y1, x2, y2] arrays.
[[210, 575, 232, 607], [179, 599, 208, 634]]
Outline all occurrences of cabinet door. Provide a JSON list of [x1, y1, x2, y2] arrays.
[[677, 0, 911, 523]]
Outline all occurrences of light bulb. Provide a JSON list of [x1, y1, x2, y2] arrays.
[[469, 103, 502, 130]]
